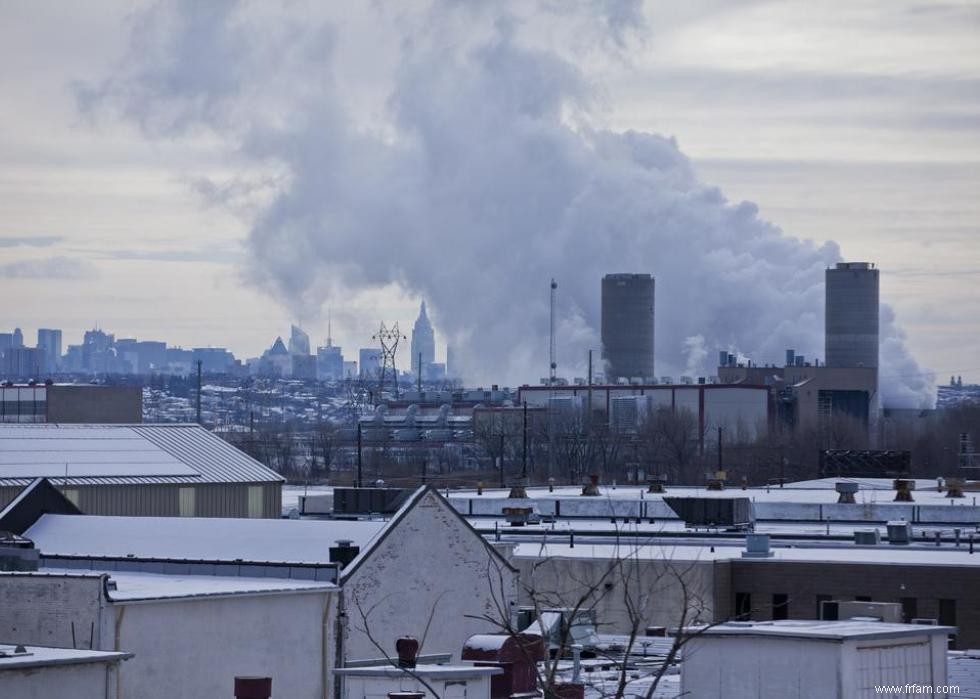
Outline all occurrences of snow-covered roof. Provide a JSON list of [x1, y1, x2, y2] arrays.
[[449, 478, 974, 506], [0, 644, 132, 671], [0, 568, 335, 602], [26, 514, 387, 565], [0, 423, 283, 486], [335, 664, 502, 679], [694, 619, 954, 641], [513, 542, 980, 567]]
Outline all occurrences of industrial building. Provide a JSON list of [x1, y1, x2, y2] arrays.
[[601, 273, 655, 382], [517, 382, 771, 441], [826, 262, 879, 369], [718, 360, 878, 433], [0, 423, 283, 517], [0, 383, 142, 424]]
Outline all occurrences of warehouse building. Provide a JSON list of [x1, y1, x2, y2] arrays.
[[0, 423, 283, 517], [0, 383, 142, 423]]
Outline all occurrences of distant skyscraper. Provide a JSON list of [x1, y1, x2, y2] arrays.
[[2, 346, 43, 378], [37, 328, 62, 372], [359, 348, 382, 379], [317, 345, 344, 380], [288, 324, 311, 356], [601, 273, 655, 382], [410, 301, 436, 377], [446, 345, 455, 379], [12, 327, 24, 348], [825, 262, 879, 368]]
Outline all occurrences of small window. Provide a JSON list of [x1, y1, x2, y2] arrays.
[[772, 594, 789, 620], [901, 597, 918, 624], [735, 593, 752, 621], [939, 599, 956, 627], [855, 596, 871, 602]]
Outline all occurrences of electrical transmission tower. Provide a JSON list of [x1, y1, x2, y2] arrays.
[[373, 322, 406, 402]]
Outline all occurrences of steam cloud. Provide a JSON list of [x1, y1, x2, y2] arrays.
[[80, 0, 934, 407]]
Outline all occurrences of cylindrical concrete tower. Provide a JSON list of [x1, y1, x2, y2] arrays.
[[825, 262, 879, 368], [601, 273, 655, 381]]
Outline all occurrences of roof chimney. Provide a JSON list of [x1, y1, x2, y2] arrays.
[[329, 539, 360, 569], [396, 637, 420, 669]]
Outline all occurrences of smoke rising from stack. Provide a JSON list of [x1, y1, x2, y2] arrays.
[[79, 0, 934, 406]]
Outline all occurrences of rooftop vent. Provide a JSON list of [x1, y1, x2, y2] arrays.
[[886, 520, 912, 545], [835, 481, 859, 504], [945, 478, 966, 498], [893, 479, 915, 502], [581, 474, 600, 497], [646, 476, 667, 494]]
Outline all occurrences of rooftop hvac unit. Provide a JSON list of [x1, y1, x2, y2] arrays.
[[742, 533, 773, 558], [886, 520, 912, 545], [663, 497, 755, 530], [333, 487, 410, 515], [853, 529, 880, 546]]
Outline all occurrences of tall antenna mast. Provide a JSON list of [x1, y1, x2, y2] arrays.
[[327, 309, 333, 347], [549, 278, 558, 385]]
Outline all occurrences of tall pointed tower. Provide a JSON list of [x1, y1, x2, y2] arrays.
[[410, 301, 436, 378]]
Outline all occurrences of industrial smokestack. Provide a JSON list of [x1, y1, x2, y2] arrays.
[[601, 274, 654, 382], [826, 262, 879, 369]]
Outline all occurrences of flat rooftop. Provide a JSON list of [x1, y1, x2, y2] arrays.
[[449, 478, 976, 507], [0, 568, 336, 602], [696, 619, 954, 642], [0, 644, 132, 671], [513, 542, 980, 567], [26, 513, 388, 565]]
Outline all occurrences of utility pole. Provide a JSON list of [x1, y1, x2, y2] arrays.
[[522, 401, 528, 479], [587, 349, 593, 429], [356, 422, 363, 488], [549, 279, 558, 385], [195, 360, 202, 425], [717, 426, 723, 472]]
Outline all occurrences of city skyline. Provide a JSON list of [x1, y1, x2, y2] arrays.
[[1, 2, 977, 393]]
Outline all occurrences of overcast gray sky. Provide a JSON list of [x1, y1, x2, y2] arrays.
[[0, 0, 977, 392]]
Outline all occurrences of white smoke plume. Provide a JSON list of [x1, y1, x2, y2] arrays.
[[79, 0, 934, 406]]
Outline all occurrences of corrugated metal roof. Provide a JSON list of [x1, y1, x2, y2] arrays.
[[0, 424, 282, 486]]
